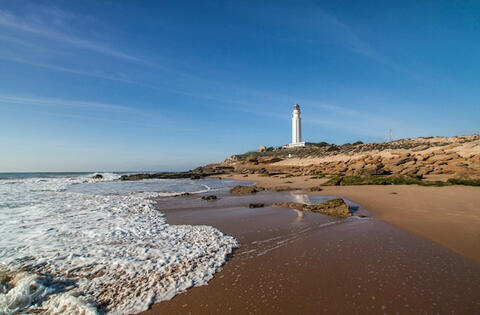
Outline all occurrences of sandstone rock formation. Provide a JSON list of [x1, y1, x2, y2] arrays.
[[229, 185, 263, 195], [272, 198, 351, 218], [219, 135, 480, 179]]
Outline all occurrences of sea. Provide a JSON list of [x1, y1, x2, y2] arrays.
[[0, 172, 246, 314]]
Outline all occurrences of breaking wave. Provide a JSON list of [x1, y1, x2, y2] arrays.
[[0, 174, 238, 314]]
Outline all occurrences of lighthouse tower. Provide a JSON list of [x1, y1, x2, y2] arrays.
[[292, 104, 302, 144], [284, 103, 306, 147]]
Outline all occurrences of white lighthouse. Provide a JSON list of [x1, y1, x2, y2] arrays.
[[292, 104, 302, 144], [285, 104, 306, 147]]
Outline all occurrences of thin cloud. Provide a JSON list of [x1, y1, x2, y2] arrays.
[[310, 6, 421, 79], [0, 10, 157, 67], [0, 54, 366, 124], [1, 106, 199, 132], [0, 55, 153, 86], [0, 6, 385, 124], [0, 94, 143, 115], [247, 2, 419, 79]]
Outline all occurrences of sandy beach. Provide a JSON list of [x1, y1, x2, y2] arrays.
[[142, 180, 480, 314]]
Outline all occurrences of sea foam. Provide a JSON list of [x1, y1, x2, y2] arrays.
[[0, 174, 239, 314]]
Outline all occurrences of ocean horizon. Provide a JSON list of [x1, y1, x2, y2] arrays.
[[0, 171, 189, 180]]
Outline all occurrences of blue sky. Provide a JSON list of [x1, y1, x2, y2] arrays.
[[0, 0, 479, 172]]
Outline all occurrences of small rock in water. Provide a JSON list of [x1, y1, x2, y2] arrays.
[[93, 174, 103, 179], [229, 185, 263, 194], [249, 203, 264, 208], [270, 186, 294, 192], [201, 195, 217, 201], [272, 198, 351, 218]]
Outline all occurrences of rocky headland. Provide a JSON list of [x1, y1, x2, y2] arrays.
[[198, 134, 480, 184]]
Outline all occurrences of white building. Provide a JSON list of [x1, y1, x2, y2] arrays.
[[285, 103, 307, 148]]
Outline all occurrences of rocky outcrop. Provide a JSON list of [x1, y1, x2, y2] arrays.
[[220, 135, 480, 179], [269, 186, 295, 191], [120, 164, 232, 181], [120, 172, 202, 181], [229, 185, 264, 195], [272, 198, 351, 218], [123, 135, 479, 182]]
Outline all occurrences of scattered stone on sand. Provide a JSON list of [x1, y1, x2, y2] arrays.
[[309, 186, 323, 192], [180, 192, 190, 196], [249, 203, 265, 208], [93, 174, 103, 179], [229, 185, 264, 194], [272, 198, 351, 218], [270, 186, 295, 191], [201, 195, 217, 201]]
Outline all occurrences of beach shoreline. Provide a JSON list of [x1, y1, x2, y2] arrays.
[[142, 179, 480, 314]]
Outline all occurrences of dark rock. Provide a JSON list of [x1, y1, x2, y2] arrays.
[[120, 171, 222, 181], [249, 203, 264, 208], [270, 186, 295, 191], [309, 186, 323, 192], [93, 174, 103, 179], [201, 195, 217, 201], [229, 185, 263, 195], [272, 198, 350, 218]]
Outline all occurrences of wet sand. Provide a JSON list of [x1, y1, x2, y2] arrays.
[[142, 190, 480, 314], [226, 174, 480, 264]]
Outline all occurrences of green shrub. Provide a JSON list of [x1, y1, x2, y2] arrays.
[[323, 175, 450, 187], [352, 141, 364, 146], [313, 141, 329, 147], [447, 178, 480, 186]]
